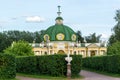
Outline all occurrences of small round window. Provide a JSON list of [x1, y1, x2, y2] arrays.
[[44, 34, 50, 41], [71, 34, 76, 41], [56, 33, 65, 40]]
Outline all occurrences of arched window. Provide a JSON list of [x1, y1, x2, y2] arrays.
[[74, 51, 76, 55], [44, 52, 47, 55]]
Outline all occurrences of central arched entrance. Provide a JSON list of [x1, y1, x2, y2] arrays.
[[57, 50, 65, 54], [91, 51, 96, 57]]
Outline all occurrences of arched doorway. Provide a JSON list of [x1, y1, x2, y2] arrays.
[[74, 51, 76, 55], [90, 51, 95, 57], [57, 50, 65, 54]]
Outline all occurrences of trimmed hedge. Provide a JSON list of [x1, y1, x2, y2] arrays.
[[36, 55, 66, 76], [16, 54, 82, 77], [82, 55, 120, 74], [71, 55, 82, 76], [16, 56, 37, 74], [0, 54, 16, 79]]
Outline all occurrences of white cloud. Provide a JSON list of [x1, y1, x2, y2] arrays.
[[0, 21, 8, 23], [11, 17, 17, 20], [26, 16, 45, 22], [101, 33, 111, 39], [99, 33, 111, 42]]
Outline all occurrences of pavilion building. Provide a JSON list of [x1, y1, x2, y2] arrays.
[[32, 6, 107, 57]]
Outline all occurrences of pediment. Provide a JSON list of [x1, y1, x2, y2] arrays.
[[87, 43, 99, 48]]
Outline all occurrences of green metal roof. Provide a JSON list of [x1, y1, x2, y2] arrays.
[[55, 17, 63, 20], [43, 24, 77, 41]]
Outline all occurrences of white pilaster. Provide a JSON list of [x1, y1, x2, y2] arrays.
[[88, 50, 91, 57], [96, 50, 99, 56], [84, 50, 86, 57]]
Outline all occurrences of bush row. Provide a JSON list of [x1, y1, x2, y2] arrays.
[[0, 54, 16, 79], [16, 54, 82, 77], [82, 55, 120, 74]]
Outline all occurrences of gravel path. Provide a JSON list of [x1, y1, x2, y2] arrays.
[[16, 70, 120, 80], [80, 70, 120, 80], [16, 76, 46, 80]]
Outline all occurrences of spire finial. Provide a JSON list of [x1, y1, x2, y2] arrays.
[[57, 5, 61, 16]]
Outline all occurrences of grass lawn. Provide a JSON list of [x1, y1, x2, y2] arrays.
[[17, 73, 83, 80], [1, 78, 19, 80], [83, 68, 120, 78]]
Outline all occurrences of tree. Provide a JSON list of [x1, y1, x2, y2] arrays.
[[0, 32, 12, 52], [85, 33, 101, 43], [4, 30, 35, 42], [107, 41, 120, 55], [34, 30, 45, 43], [0, 30, 45, 52], [108, 10, 120, 45], [4, 40, 34, 56], [0, 31, 34, 52], [108, 34, 116, 46], [76, 30, 84, 43]]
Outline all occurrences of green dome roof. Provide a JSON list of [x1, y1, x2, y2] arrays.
[[43, 6, 77, 42], [55, 17, 63, 20], [43, 24, 77, 41]]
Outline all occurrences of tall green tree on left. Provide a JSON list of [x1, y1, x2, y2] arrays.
[[4, 40, 34, 56], [0, 32, 12, 53], [0, 30, 45, 52]]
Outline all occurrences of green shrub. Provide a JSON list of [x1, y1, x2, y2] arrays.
[[16, 56, 37, 74], [107, 41, 120, 55], [4, 40, 34, 56], [36, 55, 67, 76], [71, 55, 82, 76], [0, 54, 16, 79], [82, 55, 120, 74], [16, 54, 82, 77]]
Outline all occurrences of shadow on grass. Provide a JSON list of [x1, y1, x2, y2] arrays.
[[17, 73, 84, 80], [1, 78, 19, 80]]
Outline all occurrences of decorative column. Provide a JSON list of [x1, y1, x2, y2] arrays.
[[53, 50, 54, 54], [88, 50, 90, 57], [47, 50, 49, 55], [84, 50, 86, 57], [40, 51, 42, 55], [65, 53, 72, 79], [96, 49, 99, 56], [46, 39, 51, 55], [80, 50, 81, 55]]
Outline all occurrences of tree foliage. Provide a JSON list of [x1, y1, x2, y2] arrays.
[[34, 30, 45, 43], [108, 10, 120, 45], [107, 41, 120, 55], [76, 30, 84, 43], [0, 32, 10, 53], [0, 30, 44, 52], [85, 33, 101, 43], [4, 40, 34, 56]]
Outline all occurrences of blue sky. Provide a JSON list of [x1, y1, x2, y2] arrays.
[[0, 0, 120, 41]]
